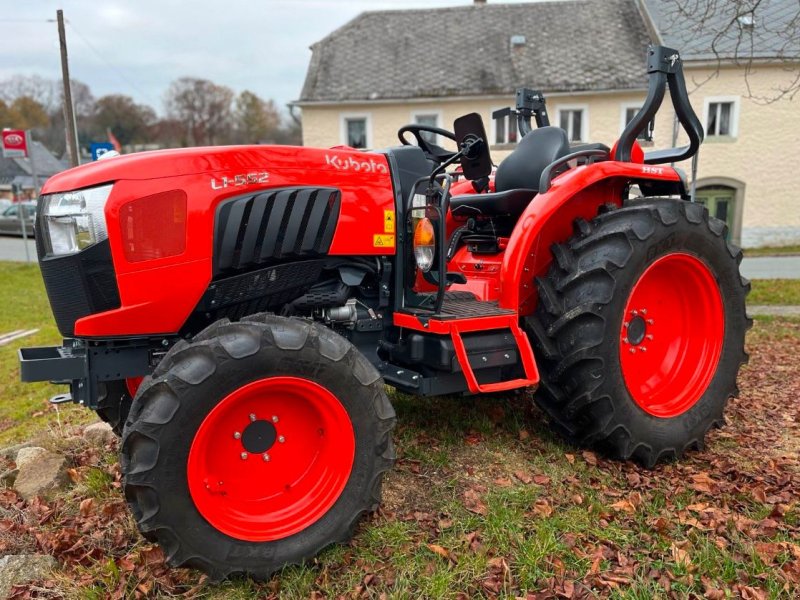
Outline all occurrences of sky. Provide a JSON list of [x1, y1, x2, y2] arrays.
[[1, 0, 538, 115]]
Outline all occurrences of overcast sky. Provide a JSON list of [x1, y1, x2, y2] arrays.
[[2, 0, 538, 115]]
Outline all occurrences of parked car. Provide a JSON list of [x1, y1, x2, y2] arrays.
[[0, 202, 36, 237]]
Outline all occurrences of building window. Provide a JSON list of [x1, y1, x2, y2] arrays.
[[491, 109, 518, 146], [412, 112, 440, 144], [556, 106, 588, 142], [703, 96, 739, 138], [340, 114, 371, 149], [621, 104, 650, 141], [345, 118, 367, 148], [707, 102, 733, 136]]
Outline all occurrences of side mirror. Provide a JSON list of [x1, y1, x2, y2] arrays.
[[454, 113, 492, 180]]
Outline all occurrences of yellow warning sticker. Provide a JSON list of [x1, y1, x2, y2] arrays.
[[383, 210, 395, 233], [373, 234, 395, 248]]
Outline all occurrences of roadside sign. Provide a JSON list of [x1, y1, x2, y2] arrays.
[[90, 142, 115, 161], [2, 130, 28, 158]]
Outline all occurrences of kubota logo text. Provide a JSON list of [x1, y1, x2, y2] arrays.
[[211, 171, 269, 190], [325, 154, 387, 174]]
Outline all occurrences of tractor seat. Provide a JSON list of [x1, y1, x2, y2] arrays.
[[451, 188, 536, 218], [449, 126, 571, 219]]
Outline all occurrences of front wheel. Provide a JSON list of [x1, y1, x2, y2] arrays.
[[121, 315, 395, 580], [527, 199, 750, 467]]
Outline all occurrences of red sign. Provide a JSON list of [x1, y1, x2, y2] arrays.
[[2, 130, 27, 158]]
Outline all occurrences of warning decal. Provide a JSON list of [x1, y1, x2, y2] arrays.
[[373, 234, 395, 248], [384, 210, 395, 233]]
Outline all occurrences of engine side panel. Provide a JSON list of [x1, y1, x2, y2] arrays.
[[71, 145, 396, 337]]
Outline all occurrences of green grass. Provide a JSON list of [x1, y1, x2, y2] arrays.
[[745, 244, 800, 257], [0, 262, 96, 445], [1, 263, 799, 598], [749, 279, 800, 305]]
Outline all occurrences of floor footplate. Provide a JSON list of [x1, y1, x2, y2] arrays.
[[401, 292, 515, 320]]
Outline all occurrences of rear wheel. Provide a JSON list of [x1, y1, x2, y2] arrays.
[[527, 199, 750, 467], [121, 314, 395, 579]]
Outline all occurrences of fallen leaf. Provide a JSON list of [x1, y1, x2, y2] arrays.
[[464, 489, 487, 516], [513, 471, 533, 484], [426, 543, 455, 562], [79, 498, 94, 517]]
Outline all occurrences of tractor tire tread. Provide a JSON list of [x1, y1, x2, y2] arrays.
[[121, 314, 395, 581]]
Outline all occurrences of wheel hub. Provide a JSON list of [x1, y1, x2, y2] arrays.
[[626, 315, 647, 346], [241, 419, 277, 454]]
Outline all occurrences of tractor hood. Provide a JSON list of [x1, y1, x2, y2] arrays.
[[41, 144, 389, 194]]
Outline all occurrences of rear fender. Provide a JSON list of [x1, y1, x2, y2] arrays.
[[499, 161, 683, 315]]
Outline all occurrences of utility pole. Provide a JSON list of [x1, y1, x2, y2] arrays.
[[25, 130, 40, 197], [57, 10, 80, 167]]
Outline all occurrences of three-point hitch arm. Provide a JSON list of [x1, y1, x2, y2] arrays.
[[491, 88, 550, 139], [615, 45, 705, 164]]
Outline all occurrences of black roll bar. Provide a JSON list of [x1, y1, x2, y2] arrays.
[[615, 45, 704, 165]]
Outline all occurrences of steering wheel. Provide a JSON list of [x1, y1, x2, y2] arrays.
[[398, 124, 458, 163]]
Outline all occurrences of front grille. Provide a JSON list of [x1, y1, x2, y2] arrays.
[[37, 239, 121, 337], [214, 187, 341, 275]]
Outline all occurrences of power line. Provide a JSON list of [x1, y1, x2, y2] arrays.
[[65, 20, 160, 107]]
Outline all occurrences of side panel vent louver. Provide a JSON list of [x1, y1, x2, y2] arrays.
[[214, 187, 341, 274]]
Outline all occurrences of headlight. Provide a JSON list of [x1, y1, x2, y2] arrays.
[[413, 217, 435, 272], [40, 184, 113, 256]]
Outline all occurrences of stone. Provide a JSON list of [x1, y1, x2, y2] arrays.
[[14, 447, 49, 469], [83, 421, 115, 445], [13, 450, 69, 500], [0, 468, 18, 487], [0, 554, 57, 597], [0, 441, 35, 461]]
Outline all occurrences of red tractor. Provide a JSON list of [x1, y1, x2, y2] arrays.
[[20, 46, 748, 579]]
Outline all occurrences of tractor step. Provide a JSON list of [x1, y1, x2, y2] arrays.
[[402, 291, 515, 320], [394, 293, 539, 394]]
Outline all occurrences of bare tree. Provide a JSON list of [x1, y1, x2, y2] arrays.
[[165, 78, 234, 145], [0, 75, 58, 112], [234, 90, 281, 143], [92, 94, 156, 146], [654, 0, 800, 102]]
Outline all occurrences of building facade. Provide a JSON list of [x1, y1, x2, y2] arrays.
[[295, 0, 800, 247]]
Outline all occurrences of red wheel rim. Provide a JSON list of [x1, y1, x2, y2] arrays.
[[619, 253, 724, 418], [126, 377, 143, 397], [187, 377, 355, 541]]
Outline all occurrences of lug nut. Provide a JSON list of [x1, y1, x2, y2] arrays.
[[272, 415, 279, 423], [647, 319, 654, 325], [249, 413, 256, 422], [233, 431, 241, 440], [629, 348, 636, 354], [641, 309, 648, 315], [622, 337, 629, 344], [631, 310, 638, 316], [623, 322, 629, 328], [262, 453, 270, 462], [646, 334, 654, 340], [240, 452, 248, 460], [639, 347, 647, 352], [278, 436, 285, 443]]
